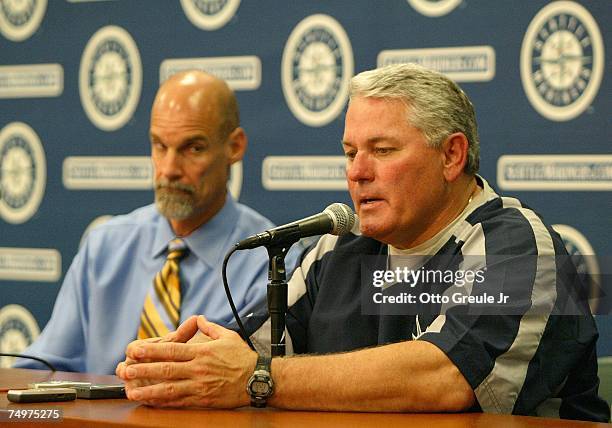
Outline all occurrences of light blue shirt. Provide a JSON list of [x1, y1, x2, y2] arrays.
[[14, 195, 292, 374]]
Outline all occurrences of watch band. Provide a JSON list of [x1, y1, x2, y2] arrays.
[[248, 354, 273, 408], [255, 355, 271, 372]]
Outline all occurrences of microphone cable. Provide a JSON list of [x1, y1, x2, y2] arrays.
[[0, 353, 56, 371], [222, 244, 256, 351]]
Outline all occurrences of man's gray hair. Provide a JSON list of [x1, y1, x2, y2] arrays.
[[349, 63, 480, 174]]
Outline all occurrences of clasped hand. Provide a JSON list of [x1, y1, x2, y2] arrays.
[[116, 315, 258, 408]]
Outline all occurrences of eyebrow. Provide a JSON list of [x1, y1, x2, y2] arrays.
[[182, 135, 210, 145], [341, 136, 399, 146], [149, 133, 211, 146]]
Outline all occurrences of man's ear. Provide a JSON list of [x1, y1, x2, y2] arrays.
[[226, 127, 247, 164], [441, 132, 469, 182]]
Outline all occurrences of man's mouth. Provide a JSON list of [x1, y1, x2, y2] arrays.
[[360, 198, 383, 205], [161, 187, 191, 194], [155, 181, 195, 195]]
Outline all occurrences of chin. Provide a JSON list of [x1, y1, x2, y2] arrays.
[[361, 218, 400, 243], [359, 222, 383, 241]]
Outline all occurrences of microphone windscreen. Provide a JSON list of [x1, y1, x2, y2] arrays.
[[324, 203, 355, 236]]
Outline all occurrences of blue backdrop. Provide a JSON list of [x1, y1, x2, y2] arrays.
[[0, 0, 610, 366]]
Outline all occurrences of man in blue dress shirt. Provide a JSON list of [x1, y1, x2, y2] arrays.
[[14, 71, 281, 374]]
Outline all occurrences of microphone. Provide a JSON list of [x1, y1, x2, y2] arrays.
[[235, 203, 355, 250]]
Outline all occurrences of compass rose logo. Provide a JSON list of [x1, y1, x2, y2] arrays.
[[0, 305, 40, 368], [552, 224, 601, 314], [520, 1, 604, 121], [180, 0, 241, 31], [0, 122, 46, 224], [282, 15, 353, 126], [0, 0, 47, 41], [79, 26, 143, 131], [282, 14, 354, 127], [407, 0, 461, 17]]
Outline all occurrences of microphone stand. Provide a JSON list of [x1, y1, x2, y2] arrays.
[[266, 244, 291, 357], [264, 226, 301, 358]]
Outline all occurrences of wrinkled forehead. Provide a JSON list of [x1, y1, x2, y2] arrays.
[[151, 87, 225, 133], [154, 81, 222, 114], [344, 97, 409, 125]]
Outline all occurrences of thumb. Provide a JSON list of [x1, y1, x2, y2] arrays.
[[197, 315, 236, 341]]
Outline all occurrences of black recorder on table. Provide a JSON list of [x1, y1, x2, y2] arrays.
[[72, 384, 125, 399]]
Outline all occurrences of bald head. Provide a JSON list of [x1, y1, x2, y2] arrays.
[[152, 70, 239, 141]]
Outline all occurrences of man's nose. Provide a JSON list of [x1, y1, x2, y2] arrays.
[[157, 150, 183, 180], [346, 152, 374, 182]]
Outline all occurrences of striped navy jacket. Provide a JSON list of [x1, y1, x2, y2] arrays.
[[243, 179, 609, 421]]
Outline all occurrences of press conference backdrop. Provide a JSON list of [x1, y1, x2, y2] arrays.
[[0, 0, 610, 367]]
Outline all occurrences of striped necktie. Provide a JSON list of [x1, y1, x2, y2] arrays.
[[138, 238, 188, 339]]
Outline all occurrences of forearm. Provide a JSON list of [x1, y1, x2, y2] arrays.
[[269, 340, 475, 412], [13, 268, 87, 372], [117, 318, 475, 412]]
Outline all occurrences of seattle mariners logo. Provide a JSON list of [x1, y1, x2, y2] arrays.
[[520, 1, 604, 121], [0, 122, 46, 224], [552, 224, 601, 314], [282, 14, 354, 127], [407, 0, 462, 17], [79, 26, 142, 131], [180, 0, 241, 31], [0, 304, 40, 368], [0, 0, 46, 41]]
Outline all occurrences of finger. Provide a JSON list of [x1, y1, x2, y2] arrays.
[[122, 337, 164, 364], [144, 337, 166, 343], [126, 341, 196, 362], [123, 360, 195, 381], [187, 331, 213, 344], [126, 379, 193, 403], [142, 398, 191, 408], [115, 361, 126, 378], [117, 360, 148, 380], [167, 316, 200, 343], [197, 315, 239, 341], [124, 378, 166, 391], [123, 338, 146, 359], [123, 357, 138, 365], [119, 358, 146, 381]]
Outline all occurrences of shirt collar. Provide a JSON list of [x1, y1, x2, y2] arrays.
[[388, 174, 495, 256], [152, 194, 240, 268]]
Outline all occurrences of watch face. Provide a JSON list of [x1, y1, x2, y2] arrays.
[[251, 380, 270, 395]]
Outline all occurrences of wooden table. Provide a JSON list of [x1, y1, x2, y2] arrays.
[[0, 368, 608, 427]]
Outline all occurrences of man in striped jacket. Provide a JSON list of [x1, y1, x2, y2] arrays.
[[117, 64, 609, 421]]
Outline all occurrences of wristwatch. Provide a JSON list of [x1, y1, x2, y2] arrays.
[[247, 354, 274, 408]]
